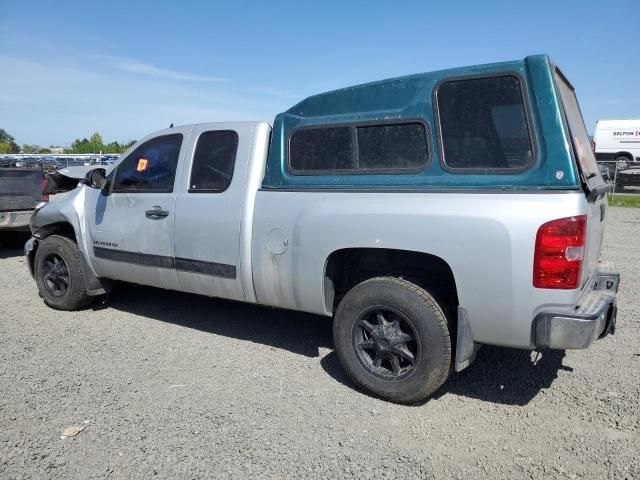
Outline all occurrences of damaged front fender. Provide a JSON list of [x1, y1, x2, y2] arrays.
[[28, 186, 113, 297]]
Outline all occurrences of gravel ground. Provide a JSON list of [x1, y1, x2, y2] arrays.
[[1, 207, 639, 479]]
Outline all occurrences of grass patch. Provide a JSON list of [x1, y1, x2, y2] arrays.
[[608, 194, 640, 208]]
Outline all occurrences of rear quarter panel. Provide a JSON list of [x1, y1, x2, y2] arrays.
[[252, 190, 590, 349]]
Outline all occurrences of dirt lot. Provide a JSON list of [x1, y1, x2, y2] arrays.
[[1, 207, 639, 479]]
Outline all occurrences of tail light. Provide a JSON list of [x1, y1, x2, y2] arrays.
[[40, 178, 49, 202], [533, 215, 586, 289]]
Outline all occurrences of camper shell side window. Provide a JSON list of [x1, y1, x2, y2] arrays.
[[287, 120, 430, 175]]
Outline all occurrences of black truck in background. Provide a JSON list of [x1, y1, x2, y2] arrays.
[[0, 159, 48, 249]]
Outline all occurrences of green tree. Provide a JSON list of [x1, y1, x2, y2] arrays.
[[89, 132, 103, 145], [0, 129, 20, 153], [122, 139, 137, 151], [66, 133, 137, 154], [22, 144, 39, 154], [0, 129, 14, 144], [0, 143, 11, 154], [68, 137, 91, 153]]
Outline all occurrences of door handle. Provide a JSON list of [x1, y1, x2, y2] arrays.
[[145, 206, 169, 219]]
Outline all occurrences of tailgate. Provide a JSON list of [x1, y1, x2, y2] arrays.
[[553, 69, 608, 286], [0, 168, 45, 211], [583, 196, 606, 287]]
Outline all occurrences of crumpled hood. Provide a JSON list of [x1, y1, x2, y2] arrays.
[[43, 166, 97, 194], [56, 165, 97, 180]]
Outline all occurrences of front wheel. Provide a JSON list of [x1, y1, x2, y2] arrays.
[[34, 235, 94, 310], [333, 277, 452, 404]]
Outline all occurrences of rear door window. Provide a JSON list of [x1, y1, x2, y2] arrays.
[[554, 70, 603, 188], [189, 130, 238, 192], [436, 75, 534, 172]]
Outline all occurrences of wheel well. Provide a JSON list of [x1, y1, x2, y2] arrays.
[[32, 221, 111, 296], [324, 248, 458, 318], [27, 222, 78, 280], [614, 152, 633, 160], [38, 222, 77, 242], [27, 222, 78, 277]]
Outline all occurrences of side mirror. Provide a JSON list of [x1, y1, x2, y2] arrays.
[[84, 168, 109, 191]]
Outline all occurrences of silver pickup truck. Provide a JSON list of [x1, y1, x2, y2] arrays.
[[25, 55, 619, 403]]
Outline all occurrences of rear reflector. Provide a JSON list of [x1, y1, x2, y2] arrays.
[[533, 215, 586, 289]]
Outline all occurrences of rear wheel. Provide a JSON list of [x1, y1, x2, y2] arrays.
[[333, 277, 452, 403], [34, 235, 94, 310]]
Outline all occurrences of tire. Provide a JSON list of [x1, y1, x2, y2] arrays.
[[34, 235, 94, 310], [614, 156, 630, 170], [0, 231, 30, 249], [333, 277, 452, 404]]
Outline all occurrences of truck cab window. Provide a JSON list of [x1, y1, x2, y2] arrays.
[[437, 75, 533, 172], [189, 130, 239, 192], [113, 134, 182, 192]]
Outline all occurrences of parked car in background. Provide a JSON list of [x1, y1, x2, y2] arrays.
[[0, 159, 48, 248], [593, 119, 640, 165], [615, 165, 640, 190], [25, 55, 618, 403]]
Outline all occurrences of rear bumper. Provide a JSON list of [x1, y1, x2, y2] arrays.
[[534, 263, 619, 350], [0, 210, 33, 230]]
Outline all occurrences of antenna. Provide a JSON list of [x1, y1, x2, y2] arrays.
[[169, 123, 174, 128]]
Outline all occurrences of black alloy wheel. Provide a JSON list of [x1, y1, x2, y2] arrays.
[[353, 307, 419, 380], [42, 253, 70, 297]]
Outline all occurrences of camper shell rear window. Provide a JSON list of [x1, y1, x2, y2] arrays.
[[435, 74, 535, 173]]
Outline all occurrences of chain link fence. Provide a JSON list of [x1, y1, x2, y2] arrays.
[[598, 160, 640, 197]]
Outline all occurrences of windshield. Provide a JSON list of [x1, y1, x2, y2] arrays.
[[554, 70, 603, 189]]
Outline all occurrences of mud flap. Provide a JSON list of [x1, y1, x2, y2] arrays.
[[455, 307, 479, 372]]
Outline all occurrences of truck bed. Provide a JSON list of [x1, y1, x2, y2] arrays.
[[0, 168, 45, 212]]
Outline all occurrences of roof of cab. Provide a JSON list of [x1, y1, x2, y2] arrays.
[[159, 120, 271, 132]]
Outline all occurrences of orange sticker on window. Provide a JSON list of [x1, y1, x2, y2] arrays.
[[136, 158, 149, 172]]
